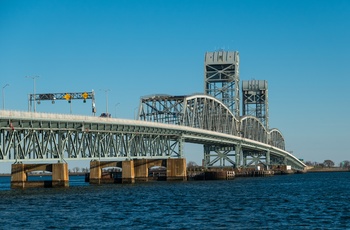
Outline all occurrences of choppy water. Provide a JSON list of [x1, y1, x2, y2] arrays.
[[0, 172, 349, 229]]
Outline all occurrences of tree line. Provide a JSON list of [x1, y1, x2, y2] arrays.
[[304, 160, 350, 168]]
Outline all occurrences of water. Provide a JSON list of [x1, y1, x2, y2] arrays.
[[0, 172, 349, 229]]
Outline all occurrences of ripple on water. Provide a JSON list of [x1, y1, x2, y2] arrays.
[[0, 173, 350, 229]]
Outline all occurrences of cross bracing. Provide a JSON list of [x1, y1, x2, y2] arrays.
[[0, 111, 182, 162], [242, 80, 269, 128], [204, 51, 240, 117]]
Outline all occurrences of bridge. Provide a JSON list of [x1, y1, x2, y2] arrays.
[[0, 50, 306, 188]]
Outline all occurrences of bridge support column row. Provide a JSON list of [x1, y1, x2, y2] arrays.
[[89, 158, 187, 184], [11, 163, 69, 189]]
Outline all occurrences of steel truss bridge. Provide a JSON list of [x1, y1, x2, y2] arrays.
[[0, 94, 306, 170]]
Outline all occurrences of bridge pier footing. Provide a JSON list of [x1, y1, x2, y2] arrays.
[[11, 163, 69, 189]]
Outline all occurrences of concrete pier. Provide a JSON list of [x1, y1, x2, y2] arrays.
[[134, 159, 164, 181], [89, 161, 122, 184], [89, 158, 187, 184], [166, 158, 187, 181], [122, 160, 135, 183], [11, 163, 69, 188]]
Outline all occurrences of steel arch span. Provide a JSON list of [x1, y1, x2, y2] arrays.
[[139, 94, 303, 169], [139, 94, 239, 136], [139, 94, 286, 150], [269, 128, 285, 150], [240, 116, 268, 145]]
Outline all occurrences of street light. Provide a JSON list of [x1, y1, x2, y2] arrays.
[[2, 84, 9, 110], [26, 76, 39, 112], [100, 89, 110, 114], [115, 103, 120, 118]]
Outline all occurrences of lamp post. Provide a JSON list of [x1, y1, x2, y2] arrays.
[[26, 76, 39, 112], [100, 89, 110, 114], [2, 84, 9, 110], [115, 103, 120, 118]]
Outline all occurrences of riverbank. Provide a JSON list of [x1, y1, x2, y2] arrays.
[[307, 167, 350, 173]]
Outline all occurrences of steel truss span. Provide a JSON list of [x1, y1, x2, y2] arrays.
[[139, 94, 305, 170], [0, 104, 305, 170], [140, 94, 284, 149], [0, 111, 182, 162]]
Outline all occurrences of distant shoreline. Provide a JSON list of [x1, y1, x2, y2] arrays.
[[307, 167, 350, 173]]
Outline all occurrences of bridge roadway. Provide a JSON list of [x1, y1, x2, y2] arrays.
[[0, 110, 306, 170]]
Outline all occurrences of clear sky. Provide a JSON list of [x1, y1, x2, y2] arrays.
[[0, 0, 349, 171]]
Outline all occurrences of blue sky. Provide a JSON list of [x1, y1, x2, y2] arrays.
[[1, 0, 350, 170]]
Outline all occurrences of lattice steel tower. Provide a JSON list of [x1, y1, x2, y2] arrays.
[[242, 80, 269, 128], [204, 50, 240, 117]]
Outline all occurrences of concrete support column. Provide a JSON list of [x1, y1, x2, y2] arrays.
[[52, 163, 69, 187], [122, 160, 135, 183], [11, 164, 26, 189], [134, 159, 149, 181], [89, 161, 102, 184], [166, 158, 187, 181]]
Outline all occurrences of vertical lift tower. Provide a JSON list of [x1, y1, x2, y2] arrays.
[[203, 50, 240, 168], [241, 80, 270, 168], [242, 80, 269, 128]]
